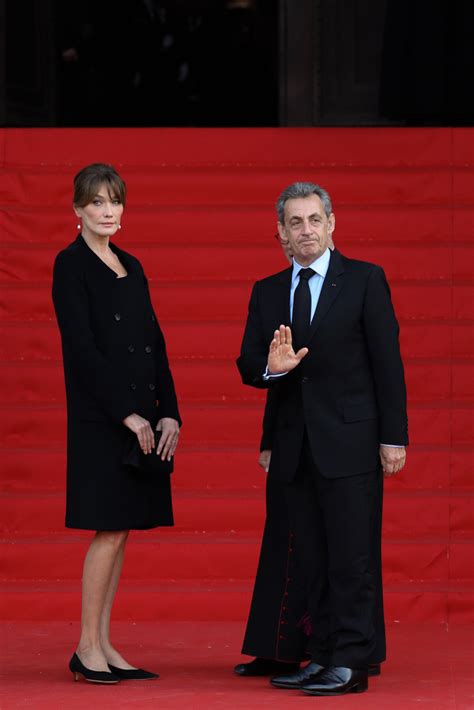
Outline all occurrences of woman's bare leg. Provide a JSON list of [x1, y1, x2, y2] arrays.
[[76, 530, 129, 671], [99, 532, 137, 669]]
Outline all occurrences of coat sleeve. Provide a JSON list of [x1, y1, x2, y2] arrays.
[[237, 282, 276, 390], [362, 265, 409, 445], [52, 250, 136, 423], [144, 276, 182, 426]]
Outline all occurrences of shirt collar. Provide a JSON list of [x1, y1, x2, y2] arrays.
[[292, 247, 331, 285]]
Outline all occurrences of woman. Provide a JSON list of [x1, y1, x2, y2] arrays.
[[52, 163, 181, 684]]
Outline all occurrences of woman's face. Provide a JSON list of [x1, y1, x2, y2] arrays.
[[74, 183, 124, 239]]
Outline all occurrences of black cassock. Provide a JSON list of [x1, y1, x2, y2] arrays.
[[241, 377, 386, 665]]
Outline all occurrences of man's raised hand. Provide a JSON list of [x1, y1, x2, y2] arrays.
[[267, 325, 308, 374]]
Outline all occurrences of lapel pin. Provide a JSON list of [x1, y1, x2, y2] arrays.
[[331, 283, 337, 287]]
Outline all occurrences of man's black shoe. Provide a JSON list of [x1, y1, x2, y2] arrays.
[[270, 661, 324, 689], [301, 666, 368, 696], [369, 663, 381, 677], [234, 658, 299, 677]]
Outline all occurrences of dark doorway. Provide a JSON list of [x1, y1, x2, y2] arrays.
[[55, 0, 278, 127]]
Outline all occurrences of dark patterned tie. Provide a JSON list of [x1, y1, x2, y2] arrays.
[[292, 267, 316, 351]]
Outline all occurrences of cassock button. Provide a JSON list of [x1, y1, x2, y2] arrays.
[[128, 345, 135, 353], [145, 345, 152, 353], [148, 383, 156, 391], [114, 313, 121, 321], [130, 383, 137, 391]]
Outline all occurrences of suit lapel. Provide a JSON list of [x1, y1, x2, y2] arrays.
[[308, 249, 346, 342]]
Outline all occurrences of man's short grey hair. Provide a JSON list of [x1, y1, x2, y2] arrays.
[[276, 182, 333, 224]]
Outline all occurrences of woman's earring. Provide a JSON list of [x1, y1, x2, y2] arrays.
[[117, 223, 122, 230], [76, 223, 81, 230]]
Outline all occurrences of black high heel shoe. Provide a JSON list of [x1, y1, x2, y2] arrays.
[[69, 653, 120, 684], [107, 664, 159, 680]]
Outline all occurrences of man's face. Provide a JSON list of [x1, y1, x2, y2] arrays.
[[278, 195, 335, 266]]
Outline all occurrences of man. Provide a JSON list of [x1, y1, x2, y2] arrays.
[[234, 232, 387, 680], [237, 182, 407, 696]]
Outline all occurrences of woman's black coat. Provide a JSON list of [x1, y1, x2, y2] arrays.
[[52, 235, 180, 530]]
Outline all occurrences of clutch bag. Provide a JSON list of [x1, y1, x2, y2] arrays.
[[122, 429, 174, 474]]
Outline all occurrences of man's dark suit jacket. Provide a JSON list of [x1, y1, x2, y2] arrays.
[[237, 249, 408, 482]]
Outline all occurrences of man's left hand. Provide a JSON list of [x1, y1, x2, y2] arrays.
[[156, 417, 180, 461], [379, 445, 406, 477], [258, 450, 272, 473]]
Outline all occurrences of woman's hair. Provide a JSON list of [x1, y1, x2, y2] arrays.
[[73, 163, 127, 207]]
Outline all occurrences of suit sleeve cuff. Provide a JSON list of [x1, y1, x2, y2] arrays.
[[263, 365, 288, 380]]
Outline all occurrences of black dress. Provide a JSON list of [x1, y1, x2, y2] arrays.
[[52, 235, 181, 531]]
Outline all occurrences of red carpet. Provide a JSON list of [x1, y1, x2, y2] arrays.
[[0, 622, 473, 709], [0, 128, 473, 704]]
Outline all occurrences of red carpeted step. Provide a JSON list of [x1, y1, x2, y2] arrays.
[[0, 403, 471, 448], [0, 165, 454, 209], [1, 582, 472, 623], [2, 446, 471, 494], [1, 490, 471, 540], [450, 496, 474, 539], [0, 448, 272, 493], [2, 205, 469, 245], [2, 582, 473, 624], [1, 536, 263, 581], [1, 126, 455, 167], [2, 296, 472, 359], [0, 281, 468, 321], [0, 492, 267, 535], [0, 321, 463, 364], [0, 403, 265, 447], [1, 127, 473, 626], [0, 581, 253, 622], [1, 358, 473, 403], [2, 534, 467, 583], [1, 242, 470, 283]]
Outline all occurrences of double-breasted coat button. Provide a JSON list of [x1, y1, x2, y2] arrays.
[[114, 313, 121, 321], [130, 383, 137, 390], [128, 345, 135, 353], [145, 345, 152, 353], [148, 383, 156, 391]]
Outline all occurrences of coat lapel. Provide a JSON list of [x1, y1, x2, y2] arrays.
[[308, 249, 346, 342]]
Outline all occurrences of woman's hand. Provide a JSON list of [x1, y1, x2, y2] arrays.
[[122, 413, 155, 454], [156, 417, 180, 461]]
